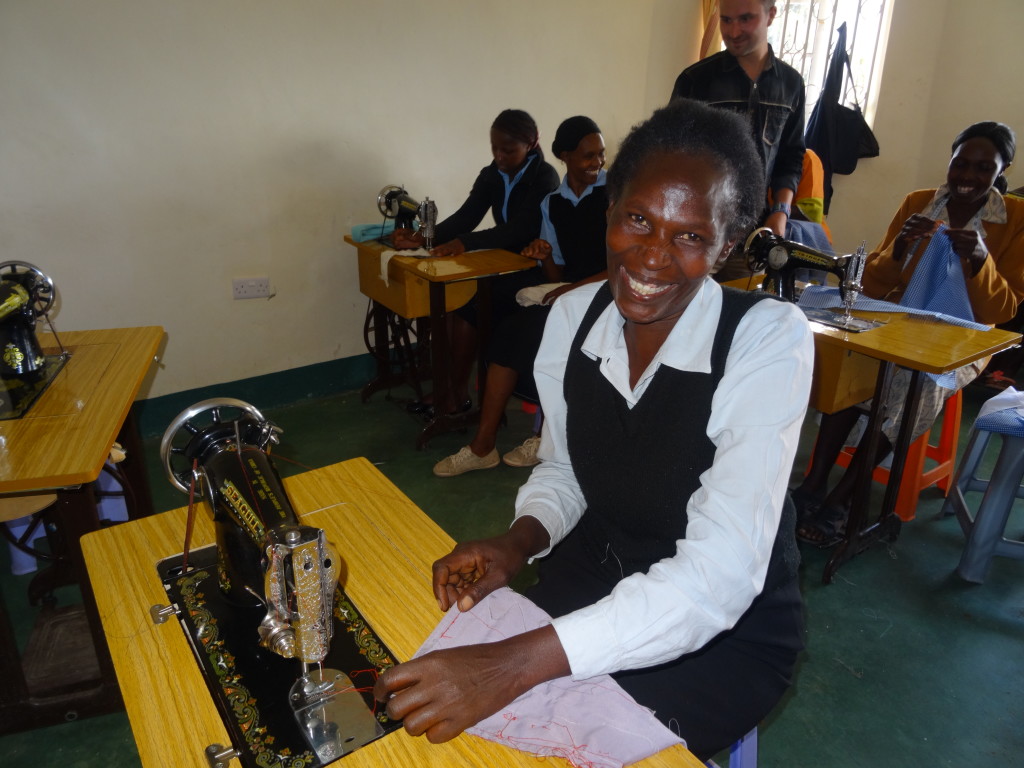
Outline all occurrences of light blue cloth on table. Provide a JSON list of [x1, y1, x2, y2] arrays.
[[797, 286, 988, 332], [798, 275, 989, 388], [350, 220, 398, 242]]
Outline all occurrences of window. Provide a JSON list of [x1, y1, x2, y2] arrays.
[[767, 0, 894, 122]]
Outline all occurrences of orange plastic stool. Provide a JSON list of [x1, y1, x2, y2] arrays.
[[830, 389, 964, 522]]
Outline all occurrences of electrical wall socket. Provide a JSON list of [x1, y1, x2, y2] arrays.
[[232, 277, 271, 299]]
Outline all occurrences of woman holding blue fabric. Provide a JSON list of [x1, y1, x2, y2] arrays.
[[796, 121, 1024, 546]]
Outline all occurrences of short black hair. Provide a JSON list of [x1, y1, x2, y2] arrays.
[[606, 98, 765, 241]]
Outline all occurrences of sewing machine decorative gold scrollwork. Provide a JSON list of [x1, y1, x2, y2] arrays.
[[153, 399, 400, 767]]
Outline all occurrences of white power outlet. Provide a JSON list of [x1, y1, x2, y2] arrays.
[[232, 277, 271, 299]]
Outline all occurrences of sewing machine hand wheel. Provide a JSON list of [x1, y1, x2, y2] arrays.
[[377, 185, 405, 218], [160, 398, 276, 493], [0, 261, 55, 316]]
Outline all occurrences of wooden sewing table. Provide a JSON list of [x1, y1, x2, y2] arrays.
[[346, 236, 536, 448], [0, 325, 164, 732], [81, 457, 703, 768], [804, 309, 1020, 581]]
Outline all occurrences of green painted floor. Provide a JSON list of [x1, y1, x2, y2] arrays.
[[2, 382, 1023, 766]]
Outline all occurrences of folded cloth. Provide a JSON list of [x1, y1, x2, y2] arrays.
[[351, 221, 396, 242], [414, 588, 682, 768], [516, 283, 569, 307]]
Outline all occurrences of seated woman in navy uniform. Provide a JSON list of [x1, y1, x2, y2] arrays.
[[432, 115, 609, 477]]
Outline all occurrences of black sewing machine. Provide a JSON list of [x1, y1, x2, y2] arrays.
[[153, 399, 400, 767], [0, 261, 68, 419], [743, 228, 880, 331], [376, 185, 438, 250]]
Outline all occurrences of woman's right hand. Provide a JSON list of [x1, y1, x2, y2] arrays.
[[521, 239, 553, 261], [892, 214, 939, 261], [391, 228, 425, 250], [432, 516, 549, 613]]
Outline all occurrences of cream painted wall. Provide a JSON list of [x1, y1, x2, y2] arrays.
[[0, 0, 698, 398], [826, 0, 1024, 253], [4, 0, 1018, 400]]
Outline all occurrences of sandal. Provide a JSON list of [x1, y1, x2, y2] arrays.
[[796, 503, 849, 549], [796, 518, 844, 549]]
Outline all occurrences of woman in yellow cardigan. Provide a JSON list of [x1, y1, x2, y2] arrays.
[[796, 120, 1023, 546]]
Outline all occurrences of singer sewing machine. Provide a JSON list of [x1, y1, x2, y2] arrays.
[[377, 185, 438, 251], [743, 228, 882, 332], [153, 399, 400, 767], [0, 260, 69, 419]]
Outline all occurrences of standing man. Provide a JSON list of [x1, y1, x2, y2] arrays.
[[671, 0, 806, 281]]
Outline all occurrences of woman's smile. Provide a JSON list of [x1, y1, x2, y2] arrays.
[[622, 267, 673, 298]]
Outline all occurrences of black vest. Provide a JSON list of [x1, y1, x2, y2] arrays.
[[563, 284, 798, 591]]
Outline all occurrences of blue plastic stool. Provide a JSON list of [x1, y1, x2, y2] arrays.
[[729, 727, 758, 768], [706, 726, 757, 768], [941, 408, 1024, 583]]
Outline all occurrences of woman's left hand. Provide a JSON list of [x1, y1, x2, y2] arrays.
[[373, 625, 568, 743], [431, 239, 466, 258], [946, 228, 988, 278]]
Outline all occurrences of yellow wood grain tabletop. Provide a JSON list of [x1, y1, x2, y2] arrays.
[[808, 310, 1020, 373], [82, 458, 703, 768], [0, 326, 163, 492]]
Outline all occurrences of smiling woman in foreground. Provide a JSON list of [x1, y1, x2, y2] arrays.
[[374, 99, 815, 761]]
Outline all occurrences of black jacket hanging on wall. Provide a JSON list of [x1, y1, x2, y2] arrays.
[[805, 22, 880, 213]]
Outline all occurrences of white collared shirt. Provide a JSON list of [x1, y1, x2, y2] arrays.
[[515, 278, 814, 679]]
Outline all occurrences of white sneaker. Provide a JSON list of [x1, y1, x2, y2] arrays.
[[433, 446, 500, 477], [502, 436, 541, 468]]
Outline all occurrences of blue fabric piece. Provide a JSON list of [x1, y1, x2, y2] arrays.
[[899, 225, 975, 322], [350, 220, 397, 242], [893, 225, 976, 387], [785, 220, 834, 254], [976, 408, 1024, 437]]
